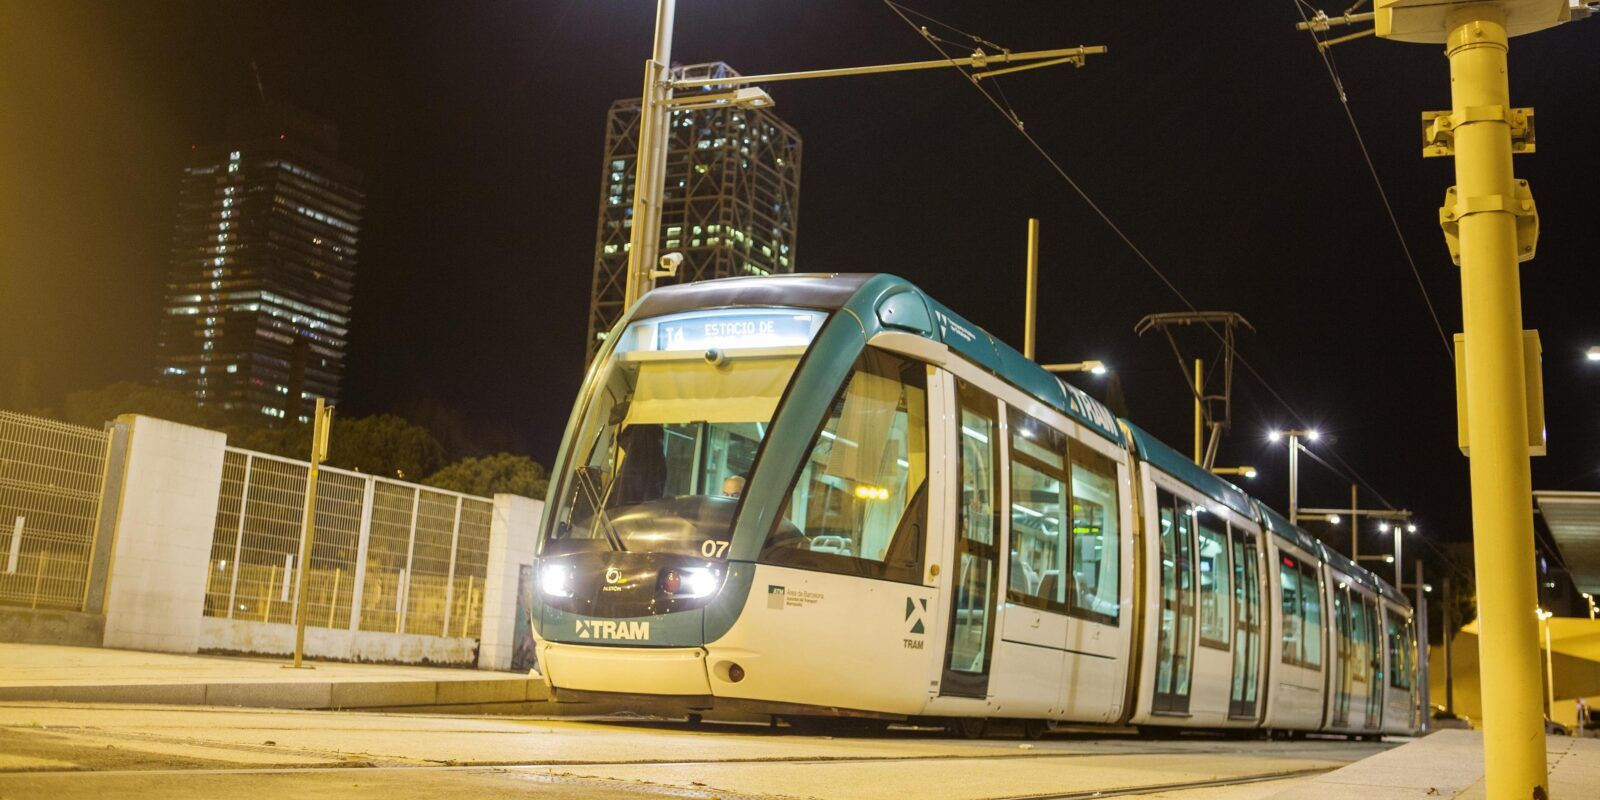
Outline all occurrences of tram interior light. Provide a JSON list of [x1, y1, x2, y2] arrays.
[[540, 563, 575, 598], [853, 484, 890, 500]]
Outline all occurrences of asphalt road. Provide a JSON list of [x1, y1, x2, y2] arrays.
[[0, 703, 1393, 799]]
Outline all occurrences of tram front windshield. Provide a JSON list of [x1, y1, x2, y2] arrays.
[[543, 308, 827, 558]]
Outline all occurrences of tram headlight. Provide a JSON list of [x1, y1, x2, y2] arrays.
[[540, 563, 575, 598], [680, 567, 721, 599]]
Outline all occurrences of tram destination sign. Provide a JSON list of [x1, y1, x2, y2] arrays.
[[655, 309, 821, 352]]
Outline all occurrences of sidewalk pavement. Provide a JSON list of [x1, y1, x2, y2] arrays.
[[1269, 728, 1600, 798], [0, 643, 547, 710]]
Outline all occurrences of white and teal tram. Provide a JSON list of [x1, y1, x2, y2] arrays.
[[531, 273, 1421, 737]]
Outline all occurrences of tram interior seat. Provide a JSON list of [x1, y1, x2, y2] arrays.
[[1009, 553, 1041, 596], [809, 535, 854, 556], [1038, 570, 1059, 603]]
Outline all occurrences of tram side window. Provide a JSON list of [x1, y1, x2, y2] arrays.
[[1068, 441, 1121, 623], [762, 348, 929, 583], [1196, 515, 1230, 648], [1299, 564, 1322, 668], [1388, 613, 1412, 690], [1280, 555, 1303, 666], [1007, 410, 1069, 611]]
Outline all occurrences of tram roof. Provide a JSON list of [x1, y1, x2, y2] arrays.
[[1254, 501, 1325, 557], [1122, 421, 1256, 519], [636, 274, 1410, 608], [634, 273, 1125, 445]]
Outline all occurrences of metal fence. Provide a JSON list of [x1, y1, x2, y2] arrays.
[[0, 411, 114, 611], [203, 447, 494, 639]]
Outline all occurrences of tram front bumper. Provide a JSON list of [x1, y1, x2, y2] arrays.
[[539, 641, 713, 697]]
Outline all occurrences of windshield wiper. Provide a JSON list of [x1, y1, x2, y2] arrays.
[[574, 465, 627, 552]]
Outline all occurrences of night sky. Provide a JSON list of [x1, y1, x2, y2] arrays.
[[4, 1, 1598, 575]]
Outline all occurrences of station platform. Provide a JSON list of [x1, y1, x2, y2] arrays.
[[1273, 728, 1599, 798], [0, 643, 546, 711]]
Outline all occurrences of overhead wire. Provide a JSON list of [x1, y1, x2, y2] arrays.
[[881, 1, 1478, 583], [880, 1, 1404, 511], [1291, 0, 1456, 367]]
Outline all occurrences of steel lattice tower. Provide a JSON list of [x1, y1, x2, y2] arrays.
[[586, 63, 802, 363]]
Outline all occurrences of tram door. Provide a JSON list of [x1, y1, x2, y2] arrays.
[[1153, 490, 1195, 714], [940, 381, 1001, 698], [1362, 596, 1384, 728], [1228, 528, 1261, 719], [1331, 585, 1354, 727]]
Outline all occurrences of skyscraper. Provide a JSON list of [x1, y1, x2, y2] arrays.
[[586, 62, 803, 362], [158, 102, 364, 424]]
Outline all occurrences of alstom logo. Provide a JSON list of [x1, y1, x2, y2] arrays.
[[574, 619, 650, 640]]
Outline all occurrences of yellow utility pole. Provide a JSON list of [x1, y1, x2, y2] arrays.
[[1309, 1, 1586, 794], [290, 398, 333, 669], [1192, 359, 1204, 465], [1024, 218, 1040, 361]]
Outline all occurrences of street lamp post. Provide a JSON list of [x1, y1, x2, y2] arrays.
[[1042, 360, 1107, 375], [1268, 428, 1318, 526]]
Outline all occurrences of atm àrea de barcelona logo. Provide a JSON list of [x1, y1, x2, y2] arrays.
[[767, 585, 785, 610]]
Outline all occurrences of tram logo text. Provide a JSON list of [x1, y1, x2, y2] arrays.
[[574, 619, 650, 641]]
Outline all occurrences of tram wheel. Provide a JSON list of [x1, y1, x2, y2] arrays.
[[1023, 719, 1054, 740], [951, 717, 989, 739]]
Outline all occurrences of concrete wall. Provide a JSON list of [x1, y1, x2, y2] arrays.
[[198, 617, 478, 666], [0, 606, 104, 648], [478, 493, 544, 672], [101, 415, 226, 653]]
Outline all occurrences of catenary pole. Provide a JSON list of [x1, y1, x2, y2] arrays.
[[619, 1, 1103, 311], [290, 398, 332, 669], [621, 0, 676, 315], [1444, 6, 1548, 793], [1024, 218, 1039, 360]]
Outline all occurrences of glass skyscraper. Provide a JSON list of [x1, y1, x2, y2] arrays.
[[158, 103, 364, 424], [586, 63, 803, 363]]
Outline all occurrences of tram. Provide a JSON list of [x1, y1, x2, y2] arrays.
[[530, 273, 1421, 737]]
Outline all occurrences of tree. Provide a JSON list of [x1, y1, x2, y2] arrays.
[[424, 453, 549, 499], [57, 381, 236, 429], [231, 414, 447, 480]]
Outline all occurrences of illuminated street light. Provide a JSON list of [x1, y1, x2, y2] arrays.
[[1043, 360, 1107, 375], [1407, 523, 1418, 534], [1587, 346, 1600, 361], [1328, 514, 1341, 525], [1211, 465, 1258, 480], [1271, 429, 1321, 525]]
